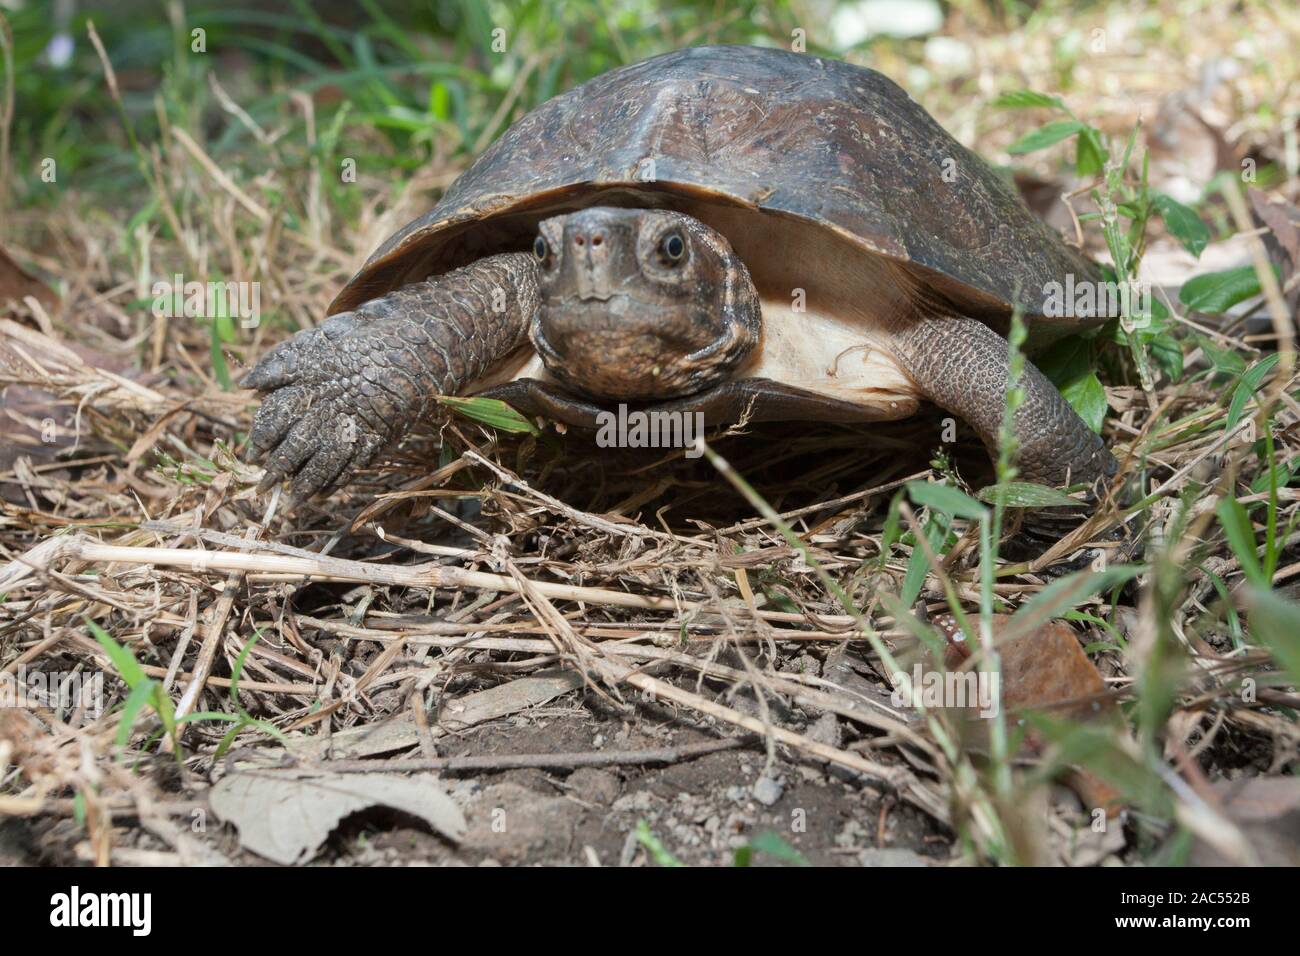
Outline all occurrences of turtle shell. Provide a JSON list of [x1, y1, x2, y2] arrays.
[[330, 45, 1100, 335]]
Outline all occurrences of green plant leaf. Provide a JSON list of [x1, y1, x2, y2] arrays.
[[1036, 335, 1093, 384], [1215, 496, 1263, 586], [436, 395, 540, 435], [635, 820, 683, 867], [1075, 127, 1106, 177], [1036, 336, 1107, 429], [151, 683, 177, 743], [1179, 265, 1276, 315], [1005, 566, 1144, 640], [214, 722, 246, 760], [1025, 713, 1172, 816], [993, 89, 1066, 110], [177, 712, 244, 724], [230, 632, 260, 704], [117, 680, 157, 747], [901, 515, 947, 608], [976, 481, 1082, 508], [1244, 588, 1300, 688], [879, 489, 906, 554], [1149, 331, 1185, 382], [1062, 372, 1108, 433], [1194, 333, 1247, 376], [1007, 119, 1085, 155], [906, 480, 986, 520], [1152, 193, 1210, 259], [86, 618, 147, 688], [737, 831, 810, 867], [210, 323, 232, 391], [1225, 353, 1280, 431]]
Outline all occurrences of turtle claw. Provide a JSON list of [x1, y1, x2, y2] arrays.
[[258, 421, 319, 487], [242, 315, 397, 497], [249, 397, 384, 498], [239, 337, 306, 391], [249, 391, 391, 500], [246, 385, 309, 459], [241, 253, 537, 497], [290, 431, 380, 500]]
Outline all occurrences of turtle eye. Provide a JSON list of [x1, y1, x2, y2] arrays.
[[660, 232, 686, 264], [533, 236, 549, 262]]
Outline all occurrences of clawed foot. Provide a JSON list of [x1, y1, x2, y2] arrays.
[[241, 314, 414, 498]]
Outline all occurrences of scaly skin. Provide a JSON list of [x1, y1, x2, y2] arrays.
[[892, 312, 1117, 494], [242, 253, 539, 497]]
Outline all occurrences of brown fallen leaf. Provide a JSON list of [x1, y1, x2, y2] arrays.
[[1012, 171, 1079, 239], [1137, 229, 1275, 321], [934, 614, 1125, 816], [0, 244, 59, 316], [0, 318, 170, 499], [936, 615, 1112, 719], [0, 709, 57, 783]]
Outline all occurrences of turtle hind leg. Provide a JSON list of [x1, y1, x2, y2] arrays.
[[242, 252, 540, 497], [891, 312, 1117, 541]]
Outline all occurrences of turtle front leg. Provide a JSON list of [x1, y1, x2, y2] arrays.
[[892, 313, 1116, 495], [241, 252, 539, 497]]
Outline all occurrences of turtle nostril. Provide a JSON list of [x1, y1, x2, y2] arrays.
[[591, 233, 604, 247], [574, 235, 585, 247]]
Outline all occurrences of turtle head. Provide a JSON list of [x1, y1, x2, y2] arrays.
[[529, 207, 760, 401]]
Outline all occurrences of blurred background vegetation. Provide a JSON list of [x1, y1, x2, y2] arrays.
[[4, 0, 1294, 216]]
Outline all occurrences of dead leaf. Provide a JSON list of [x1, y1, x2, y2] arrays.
[[935, 614, 1125, 816], [1148, 98, 1232, 204], [0, 245, 59, 315], [209, 770, 466, 865], [1048, 784, 1128, 866], [937, 616, 1112, 720], [1137, 233, 1257, 310], [1012, 171, 1078, 238], [0, 318, 166, 489], [289, 670, 585, 760]]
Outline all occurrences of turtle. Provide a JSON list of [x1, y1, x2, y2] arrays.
[[241, 45, 1116, 511]]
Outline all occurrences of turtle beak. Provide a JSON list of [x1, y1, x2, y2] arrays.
[[574, 265, 613, 301]]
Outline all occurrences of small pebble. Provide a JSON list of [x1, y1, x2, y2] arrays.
[[751, 776, 784, 806]]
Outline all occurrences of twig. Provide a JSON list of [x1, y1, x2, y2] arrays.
[[317, 736, 750, 773], [0, 534, 866, 627], [464, 450, 676, 541]]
